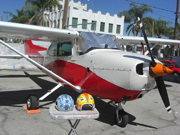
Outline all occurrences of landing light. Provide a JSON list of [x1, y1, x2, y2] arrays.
[[142, 83, 151, 90]]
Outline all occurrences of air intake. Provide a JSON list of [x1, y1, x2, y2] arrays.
[[136, 63, 143, 75]]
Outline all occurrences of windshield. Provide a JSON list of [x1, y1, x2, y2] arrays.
[[172, 62, 180, 68], [78, 32, 122, 53]]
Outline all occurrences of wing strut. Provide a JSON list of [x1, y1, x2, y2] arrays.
[[0, 40, 82, 92], [39, 82, 63, 101]]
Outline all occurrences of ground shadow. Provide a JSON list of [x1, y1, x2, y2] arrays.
[[0, 71, 157, 129], [163, 75, 180, 83], [94, 98, 157, 129]]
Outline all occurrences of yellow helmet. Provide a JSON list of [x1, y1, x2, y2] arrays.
[[76, 93, 95, 111]]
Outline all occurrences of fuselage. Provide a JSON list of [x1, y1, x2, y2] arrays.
[[29, 43, 156, 102]]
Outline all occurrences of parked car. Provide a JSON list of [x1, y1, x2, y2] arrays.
[[160, 60, 180, 76], [167, 56, 180, 63]]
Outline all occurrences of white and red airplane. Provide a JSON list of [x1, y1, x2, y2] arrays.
[[0, 20, 179, 127]]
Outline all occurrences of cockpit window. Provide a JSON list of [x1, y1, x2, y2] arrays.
[[47, 44, 56, 56], [57, 43, 72, 56], [78, 32, 122, 53]]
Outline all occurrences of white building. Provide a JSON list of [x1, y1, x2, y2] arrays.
[[43, 0, 124, 35], [59, 0, 87, 10]]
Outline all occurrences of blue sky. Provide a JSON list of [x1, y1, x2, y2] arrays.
[[0, 0, 178, 35]]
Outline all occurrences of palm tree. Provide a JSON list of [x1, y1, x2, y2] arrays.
[[9, 9, 35, 24], [153, 17, 172, 38], [8, 9, 36, 43], [150, 17, 173, 57], [24, 0, 61, 26], [118, 3, 153, 36], [141, 16, 156, 37], [166, 24, 180, 40], [166, 24, 180, 56]]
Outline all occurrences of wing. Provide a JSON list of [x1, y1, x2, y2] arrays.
[[0, 21, 81, 92], [116, 35, 180, 45], [0, 21, 79, 41]]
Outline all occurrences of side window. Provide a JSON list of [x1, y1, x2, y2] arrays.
[[163, 61, 172, 67], [47, 44, 57, 56], [58, 43, 72, 56]]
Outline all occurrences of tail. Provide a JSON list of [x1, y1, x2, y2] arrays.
[[24, 40, 47, 55]]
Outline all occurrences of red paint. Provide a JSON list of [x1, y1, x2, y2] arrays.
[[141, 42, 146, 55], [23, 41, 146, 102], [44, 60, 144, 102], [24, 40, 47, 65], [24, 40, 47, 55]]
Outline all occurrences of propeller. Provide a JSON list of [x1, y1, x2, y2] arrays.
[[137, 17, 172, 113]]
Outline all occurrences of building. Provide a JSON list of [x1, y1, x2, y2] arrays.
[[43, 0, 124, 35]]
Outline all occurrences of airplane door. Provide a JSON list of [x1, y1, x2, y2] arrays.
[[44, 44, 58, 71], [55, 43, 74, 82]]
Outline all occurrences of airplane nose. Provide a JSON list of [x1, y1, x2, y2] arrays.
[[149, 63, 173, 78]]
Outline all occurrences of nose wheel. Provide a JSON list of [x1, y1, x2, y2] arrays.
[[114, 103, 129, 127], [26, 94, 39, 110]]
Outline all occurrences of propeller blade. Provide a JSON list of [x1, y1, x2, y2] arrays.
[[137, 17, 172, 113], [155, 76, 171, 113], [137, 17, 156, 67]]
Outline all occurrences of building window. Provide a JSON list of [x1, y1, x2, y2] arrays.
[[91, 21, 96, 31], [108, 23, 113, 33], [116, 25, 121, 34], [72, 18, 78, 28], [58, 5, 62, 11], [100, 22, 105, 32], [82, 19, 87, 29]]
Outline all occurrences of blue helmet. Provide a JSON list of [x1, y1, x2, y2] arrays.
[[55, 94, 74, 112]]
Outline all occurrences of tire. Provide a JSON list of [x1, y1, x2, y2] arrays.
[[173, 72, 179, 76], [26, 94, 39, 110], [115, 110, 129, 127]]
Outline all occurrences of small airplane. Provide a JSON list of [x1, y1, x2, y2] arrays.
[[0, 19, 179, 127]]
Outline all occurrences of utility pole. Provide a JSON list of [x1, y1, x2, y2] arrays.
[[3, 11, 12, 21], [0, 15, 6, 21], [173, 0, 179, 56], [62, 0, 69, 29]]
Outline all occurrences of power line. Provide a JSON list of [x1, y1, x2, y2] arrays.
[[119, 0, 175, 21], [122, 0, 175, 13], [152, 12, 174, 21]]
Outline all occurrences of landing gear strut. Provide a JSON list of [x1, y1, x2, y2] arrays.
[[26, 82, 63, 110], [114, 103, 129, 127]]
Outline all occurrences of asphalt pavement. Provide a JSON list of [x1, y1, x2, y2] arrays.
[[0, 70, 180, 135]]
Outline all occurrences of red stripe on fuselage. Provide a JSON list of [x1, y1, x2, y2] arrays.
[[44, 60, 144, 102], [24, 40, 47, 65], [24, 40, 47, 54]]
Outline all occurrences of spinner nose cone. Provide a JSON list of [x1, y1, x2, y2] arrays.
[[149, 63, 173, 78]]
